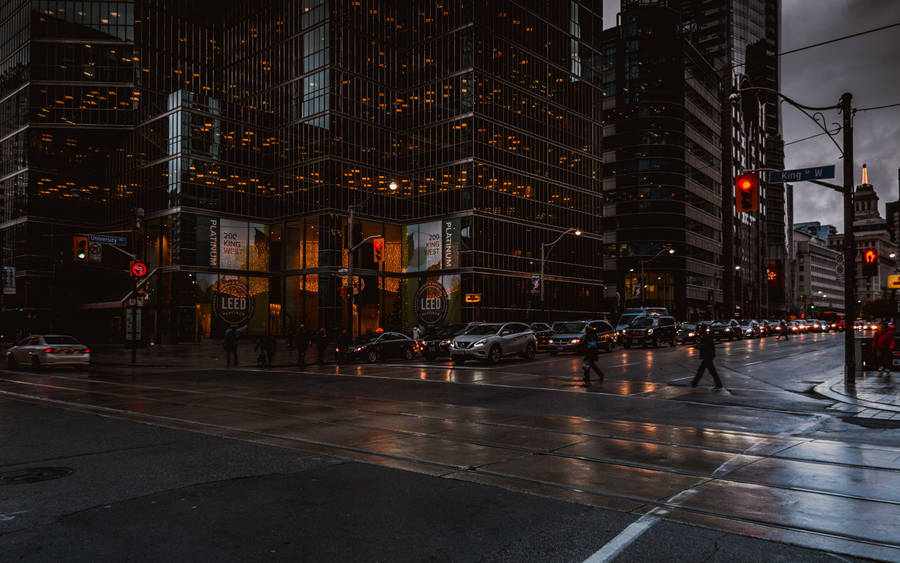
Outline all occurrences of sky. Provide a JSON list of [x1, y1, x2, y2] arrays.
[[601, 0, 900, 232]]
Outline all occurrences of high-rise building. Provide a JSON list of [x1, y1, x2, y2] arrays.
[[600, 3, 724, 320], [794, 221, 838, 246], [673, 0, 785, 318], [791, 229, 844, 315], [1, 1, 607, 341]]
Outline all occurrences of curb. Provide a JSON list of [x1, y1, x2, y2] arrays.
[[813, 376, 900, 415]]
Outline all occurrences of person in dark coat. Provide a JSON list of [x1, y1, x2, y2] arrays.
[[255, 332, 276, 368], [295, 324, 310, 366], [315, 327, 329, 364], [337, 328, 352, 364], [581, 325, 604, 386], [223, 326, 239, 367], [690, 324, 723, 389]]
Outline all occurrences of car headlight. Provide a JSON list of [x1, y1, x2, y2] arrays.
[[441, 339, 451, 346], [570, 338, 581, 344], [473, 339, 487, 347], [724, 328, 730, 332], [548, 339, 554, 344], [353, 346, 366, 352], [647, 329, 654, 335], [688, 332, 695, 337]]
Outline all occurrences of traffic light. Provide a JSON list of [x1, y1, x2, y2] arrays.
[[734, 173, 759, 213], [372, 237, 384, 263], [73, 236, 88, 262], [862, 249, 879, 277]]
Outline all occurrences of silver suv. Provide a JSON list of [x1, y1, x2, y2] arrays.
[[450, 322, 537, 364]]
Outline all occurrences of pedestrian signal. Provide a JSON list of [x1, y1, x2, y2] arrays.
[[862, 249, 878, 277], [372, 237, 384, 263], [73, 236, 88, 262], [735, 173, 759, 213]]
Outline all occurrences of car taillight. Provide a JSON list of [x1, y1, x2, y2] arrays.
[[83, 348, 90, 354], [44, 348, 53, 353]]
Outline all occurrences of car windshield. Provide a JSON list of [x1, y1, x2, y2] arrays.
[[617, 314, 643, 327], [553, 322, 587, 333], [465, 324, 501, 336], [430, 326, 465, 339], [632, 317, 654, 328], [740, 321, 752, 326], [44, 336, 80, 345], [680, 323, 696, 330], [354, 333, 381, 345]]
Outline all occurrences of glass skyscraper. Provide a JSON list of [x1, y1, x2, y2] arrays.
[[1, 1, 606, 342]]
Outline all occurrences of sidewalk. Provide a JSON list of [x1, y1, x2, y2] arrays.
[[88, 339, 331, 370], [814, 371, 900, 424]]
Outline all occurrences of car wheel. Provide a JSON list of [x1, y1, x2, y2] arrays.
[[31, 356, 41, 371], [522, 343, 536, 361], [7, 355, 17, 369], [487, 345, 502, 364], [366, 350, 379, 363], [403, 346, 414, 361]]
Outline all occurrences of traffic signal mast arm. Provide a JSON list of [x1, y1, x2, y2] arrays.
[[351, 235, 383, 253]]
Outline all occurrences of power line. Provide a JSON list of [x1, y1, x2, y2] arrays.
[[856, 101, 900, 112], [783, 131, 832, 147], [779, 21, 900, 56]]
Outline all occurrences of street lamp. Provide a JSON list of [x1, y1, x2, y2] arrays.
[[346, 181, 398, 336], [640, 248, 675, 307], [540, 227, 582, 320]]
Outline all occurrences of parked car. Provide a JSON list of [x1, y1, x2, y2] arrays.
[[740, 320, 761, 338], [6, 335, 91, 369], [547, 320, 617, 354], [789, 321, 802, 334], [622, 315, 677, 348], [346, 332, 418, 363], [710, 320, 742, 341], [676, 322, 702, 344], [529, 322, 554, 350], [450, 322, 536, 364], [421, 323, 473, 361]]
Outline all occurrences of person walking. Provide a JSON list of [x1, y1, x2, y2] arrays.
[[412, 325, 421, 341], [223, 326, 239, 367], [872, 323, 895, 375], [690, 324, 723, 389], [315, 327, 329, 364], [295, 324, 309, 366], [337, 328, 352, 364], [581, 325, 604, 386], [777, 319, 788, 341], [255, 332, 276, 368]]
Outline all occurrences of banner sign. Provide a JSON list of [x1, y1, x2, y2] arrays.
[[414, 280, 449, 327]]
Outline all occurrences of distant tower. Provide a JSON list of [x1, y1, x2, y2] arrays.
[[862, 163, 869, 185]]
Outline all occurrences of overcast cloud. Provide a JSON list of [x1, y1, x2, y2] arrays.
[[782, 0, 900, 231], [602, 0, 900, 232]]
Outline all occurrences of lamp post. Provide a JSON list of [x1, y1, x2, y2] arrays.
[[346, 181, 397, 336], [640, 248, 675, 308], [540, 227, 582, 321]]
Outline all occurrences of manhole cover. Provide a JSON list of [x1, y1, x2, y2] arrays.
[[0, 467, 73, 485]]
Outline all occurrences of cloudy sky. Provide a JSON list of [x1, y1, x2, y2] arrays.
[[602, 0, 900, 231]]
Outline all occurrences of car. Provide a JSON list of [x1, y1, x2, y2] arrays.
[[6, 334, 91, 369], [346, 332, 418, 363], [676, 322, 703, 344], [740, 320, 761, 338], [622, 315, 677, 348], [789, 320, 802, 334], [421, 324, 473, 361], [529, 322, 554, 350], [450, 322, 536, 364], [710, 319, 742, 341], [757, 320, 772, 337], [547, 320, 617, 354]]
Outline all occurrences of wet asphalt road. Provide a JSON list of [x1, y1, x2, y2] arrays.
[[1, 331, 898, 561]]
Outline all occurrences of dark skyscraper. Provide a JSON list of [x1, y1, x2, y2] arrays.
[[1, 1, 606, 341]]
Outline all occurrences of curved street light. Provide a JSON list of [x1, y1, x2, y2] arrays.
[[539, 227, 583, 320], [640, 248, 675, 308]]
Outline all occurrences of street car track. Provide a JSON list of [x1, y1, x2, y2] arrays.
[[2, 369, 898, 560]]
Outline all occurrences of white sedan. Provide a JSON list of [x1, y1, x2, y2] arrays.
[[6, 335, 91, 369]]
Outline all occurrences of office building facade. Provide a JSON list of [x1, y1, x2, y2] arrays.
[[1, 1, 606, 342]]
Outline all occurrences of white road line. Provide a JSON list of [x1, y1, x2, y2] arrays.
[[583, 514, 659, 562]]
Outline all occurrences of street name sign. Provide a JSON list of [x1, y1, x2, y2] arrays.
[[768, 165, 835, 184], [888, 274, 900, 289], [89, 234, 128, 246]]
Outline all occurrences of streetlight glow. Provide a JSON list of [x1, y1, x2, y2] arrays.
[[574, 229, 582, 236], [389, 181, 398, 191]]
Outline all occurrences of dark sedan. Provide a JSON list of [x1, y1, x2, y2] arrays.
[[422, 324, 471, 361], [530, 322, 553, 350], [346, 332, 418, 363], [710, 320, 742, 341]]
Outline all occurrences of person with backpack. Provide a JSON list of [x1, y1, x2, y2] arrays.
[[872, 322, 895, 375], [223, 326, 239, 367], [582, 325, 604, 386]]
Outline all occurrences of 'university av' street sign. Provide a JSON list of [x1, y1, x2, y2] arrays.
[[768, 165, 835, 184]]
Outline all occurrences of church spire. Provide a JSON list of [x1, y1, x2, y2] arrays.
[[862, 163, 869, 185]]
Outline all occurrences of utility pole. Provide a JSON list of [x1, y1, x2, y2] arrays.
[[841, 92, 856, 386], [346, 205, 355, 336]]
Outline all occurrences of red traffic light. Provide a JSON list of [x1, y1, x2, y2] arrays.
[[372, 237, 384, 263], [734, 173, 759, 213], [863, 249, 878, 264], [862, 249, 879, 277]]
